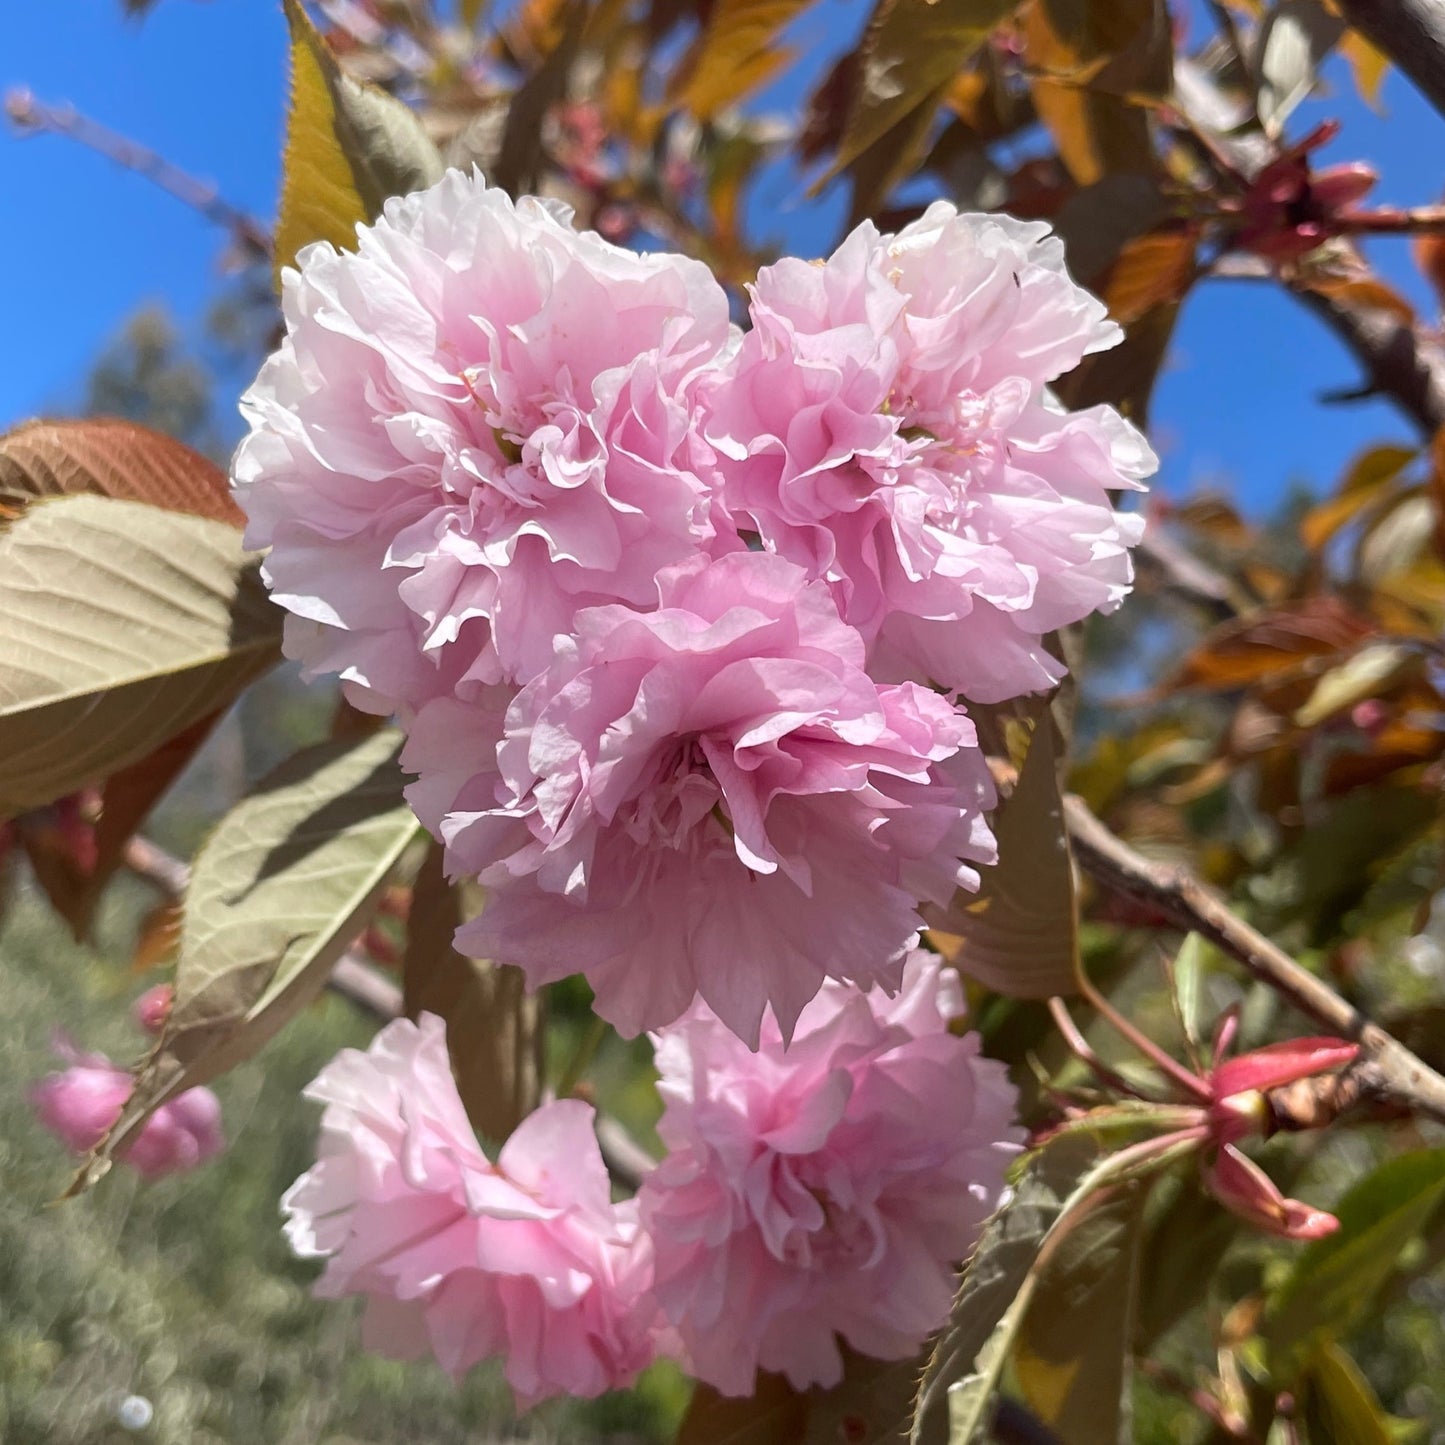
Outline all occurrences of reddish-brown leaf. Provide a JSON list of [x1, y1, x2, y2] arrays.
[[402, 843, 544, 1144], [1165, 598, 1377, 693], [0, 418, 241, 525], [132, 898, 184, 974], [73, 711, 226, 937], [1102, 227, 1199, 325]]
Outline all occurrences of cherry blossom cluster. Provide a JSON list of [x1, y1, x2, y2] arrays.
[[238, 168, 1148, 1406], [281, 959, 1022, 1405], [234, 168, 1152, 1043]]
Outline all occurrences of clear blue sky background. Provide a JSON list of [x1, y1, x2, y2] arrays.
[[2, 0, 1442, 510]]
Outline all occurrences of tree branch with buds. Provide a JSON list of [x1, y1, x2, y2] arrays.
[[1064, 794, 1445, 1124]]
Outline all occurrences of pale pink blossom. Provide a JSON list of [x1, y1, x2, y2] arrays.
[[705, 202, 1153, 703], [403, 552, 996, 1045], [281, 1013, 655, 1407], [234, 168, 735, 711], [639, 953, 1023, 1394], [30, 1037, 224, 1179]]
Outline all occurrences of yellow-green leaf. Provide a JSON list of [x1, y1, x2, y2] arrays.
[[1301, 443, 1415, 551], [1292, 641, 1413, 728], [1299, 1343, 1394, 1445], [0, 496, 281, 818], [275, 0, 444, 284], [71, 729, 419, 1192]]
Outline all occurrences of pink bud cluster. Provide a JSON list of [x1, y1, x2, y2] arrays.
[[235, 169, 1152, 1040], [30, 996, 224, 1180], [281, 961, 1021, 1407]]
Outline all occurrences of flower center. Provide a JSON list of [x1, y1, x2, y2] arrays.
[[620, 738, 723, 850]]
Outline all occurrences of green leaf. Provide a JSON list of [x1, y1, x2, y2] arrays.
[[1013, 1184, 1145, 1443], [1265, 1148, 1445, 1379], [1299, 1343, 1393, 1445], [927, 712, 1081, 998], [70, 728, 419, 1192], [826, 0, 1017, 183], [275, 0, 444, 283], [402, 844, 543, 1144], [1132, 1170, 1244, 1352], [1358, 492, 1436, 586], [804, 1351, 918, 1445], [915, 1132, 1122, 1444], [0, 495, 281, 818], [0, 418, 242, 525]]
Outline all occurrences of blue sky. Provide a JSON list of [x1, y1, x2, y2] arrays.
[[1, 0, 1441, 511]]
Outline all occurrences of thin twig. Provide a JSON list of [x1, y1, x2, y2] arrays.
[[1064, 794, 1445, 1124], [5, 88, 272, 258]]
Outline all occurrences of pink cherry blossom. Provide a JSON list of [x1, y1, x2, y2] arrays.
[[281, 1013, 655, 1407], [403, 551, 996, 1045], [233, 168, 735, 711], [30, 1036, 224, 1179], [704, 202, 1153, 703], [638, 953, 1023, 1394]]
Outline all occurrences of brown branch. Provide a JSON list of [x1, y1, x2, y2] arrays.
[[1333, 0, 1445, 124], [1064, 794, 1445, 1125], [330, 954, 403, 1020], [1338, 204, 1445, 234], [1291, 284, 1445, 437], [5, 89, 271, 259]]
